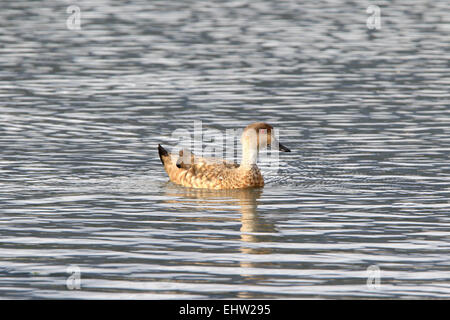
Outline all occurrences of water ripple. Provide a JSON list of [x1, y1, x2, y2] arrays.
[[0, 0, 449, 299]]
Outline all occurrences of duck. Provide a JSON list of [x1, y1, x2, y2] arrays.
[[158, 122, 291, 189]]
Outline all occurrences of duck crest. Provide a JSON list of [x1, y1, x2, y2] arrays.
[[158, 122, 290, 189]]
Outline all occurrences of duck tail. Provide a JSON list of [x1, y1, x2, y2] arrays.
[[158, 144, 169, 165]]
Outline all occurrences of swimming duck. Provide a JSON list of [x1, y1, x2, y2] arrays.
[[158, 122, 290, 189]]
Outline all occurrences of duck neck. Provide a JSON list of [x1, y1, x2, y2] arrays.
[[240, 145, 258, 168]]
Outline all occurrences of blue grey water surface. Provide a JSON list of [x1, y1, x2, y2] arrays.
[[0, 0, 450, 299]]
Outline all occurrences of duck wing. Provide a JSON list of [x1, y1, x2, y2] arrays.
[[176, 149, 239, 170]]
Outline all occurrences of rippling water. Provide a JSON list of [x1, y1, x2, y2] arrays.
[[1, 0, 450, 299]]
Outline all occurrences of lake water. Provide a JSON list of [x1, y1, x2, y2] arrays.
[[1, 0, 449, 299]]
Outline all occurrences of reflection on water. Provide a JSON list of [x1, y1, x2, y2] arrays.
[[164, 185, 275, 299], [165, 185, 274, 251], [1, 0, 450, 299]]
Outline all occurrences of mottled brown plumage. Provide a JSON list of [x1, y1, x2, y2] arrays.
[[158, 122, 290, 189]]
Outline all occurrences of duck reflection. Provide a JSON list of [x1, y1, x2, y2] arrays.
[[163, 184, 277, 253], [163, 184, 277, 298]]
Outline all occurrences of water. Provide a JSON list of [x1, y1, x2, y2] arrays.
[[1, 0, 450, 299]]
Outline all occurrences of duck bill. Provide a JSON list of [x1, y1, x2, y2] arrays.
[[278, 143, 291, 152]]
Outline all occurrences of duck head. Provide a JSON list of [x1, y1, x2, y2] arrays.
[[240, 122, 290, 166], [241, 122, 290, 153]]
